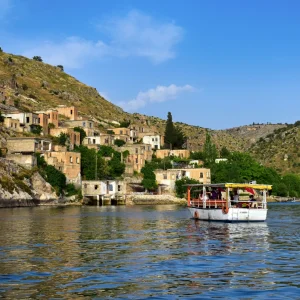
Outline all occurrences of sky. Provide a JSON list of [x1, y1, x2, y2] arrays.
[[1, 0, 300, 129]]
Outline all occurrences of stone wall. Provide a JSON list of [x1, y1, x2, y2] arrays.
[[131, 194, 187, 205]]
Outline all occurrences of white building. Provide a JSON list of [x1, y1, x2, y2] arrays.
[[142, 135, 161, 150]]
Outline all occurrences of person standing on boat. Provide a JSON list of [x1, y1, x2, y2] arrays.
[[232, 190, 239, 206]]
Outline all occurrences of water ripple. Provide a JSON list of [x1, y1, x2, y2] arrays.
[[0, 204, 299, 298]]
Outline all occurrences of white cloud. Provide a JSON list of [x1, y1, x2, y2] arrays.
[[119, 84, 194, 111], [98, 10, 184, 63], [0, 0, 12, 20], [22, 37, 110, 69], [20, 10, 184, 68]]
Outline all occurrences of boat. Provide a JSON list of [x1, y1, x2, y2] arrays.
[[186, 183, 272, 222]]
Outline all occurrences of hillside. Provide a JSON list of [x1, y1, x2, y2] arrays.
[[0, 51, 129, 125], [250, 123, 300, 174], [0, 50, 298, 175]]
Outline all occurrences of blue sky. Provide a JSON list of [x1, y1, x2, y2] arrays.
[[1, 0, 300, 129]]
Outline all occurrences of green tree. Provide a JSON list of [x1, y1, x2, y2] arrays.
[[99, 145, 114, 157], [73, 127, 86, 144], [44, 165, 66, 193], [220, 146, 231, 158], [203, 132, 218, 167], [75, 145, 108, 180], [35, 153, 66, 193], [175, 177, 199, 198], [108, 152, 125, 178], [164, 112, 175, 149], [30, 125, 43, 135], [33, 56, 43, 62], [141, 163, 157, 190], [282, 174, 300, 197], [119, 120, 131, 127], [164, 112, 186, 149], [0, 47, 3, 52], [57, 65, 64, 71], [114, 139, 126, 147], [190, 151, 205, 160], [48, 123, 55, 129], [56, 133, 69, 146]]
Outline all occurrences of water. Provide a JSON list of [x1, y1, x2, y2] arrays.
[[0, 204, 299, 299]]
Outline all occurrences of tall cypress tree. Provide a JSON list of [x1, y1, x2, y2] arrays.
[[164, 112, 175, 149]]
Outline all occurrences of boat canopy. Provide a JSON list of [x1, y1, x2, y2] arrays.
[[184, 183, 272, 190]]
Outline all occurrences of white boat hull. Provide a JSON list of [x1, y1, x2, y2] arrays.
[[188, 207, 267, 222]]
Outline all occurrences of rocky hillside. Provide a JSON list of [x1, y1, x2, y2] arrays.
[[250, 123, 300, 174], [0, 51, 129, 125], [0, 158, 58, 207]]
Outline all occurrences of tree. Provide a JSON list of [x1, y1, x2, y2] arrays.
[[164, 112, 175, 149], [220, 146, 231, 158], [57, 133, 69, 146], [73, 127, 86, 144], [175, 177, 199, 198], [114, 139, 126, 147], [30, 125, 43, 135], [141, 163, 157, 190], [57, 65, 64, 71], [35, 153, 66, 193], [22, 83, 28, 91], [164, 112, 186, 149], [108, 152, 125, 178], [99, 145, 114, 157], [33, 56, 43, 62], [0, 47, 3, 52], [48, 123, 55, 129], [190, 151, 205, 160], [75, 145, 108, 180], [119, 120, 130, 128], [203, 132, 218, 167]]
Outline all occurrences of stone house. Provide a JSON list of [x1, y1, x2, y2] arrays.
[[155, 149, 190, 159], [154, 168, 211, 194], [142, 134, 161, 150], [109, 127, 130, 136], [82, 180, 126, 197], [6, 137, 52, 169], [50, 128, 80, 150], [36, 109, 58, 128], [37, 113, 49, 136], [64, 119, 95, 136], [3, 117, 23, 132], [7, 137, 53, 154], [4, 112, 40, 133], [83, 133, 117, 147], [44, 151, 81, 186], [119, 143, 153, 174], [56, 105, 79, 120]]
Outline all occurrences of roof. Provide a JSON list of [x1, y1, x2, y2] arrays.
[[185, 183, 272, 190]]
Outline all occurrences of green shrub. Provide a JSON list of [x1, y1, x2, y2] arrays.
[[114, 139, 126, 147], [33, 56, 43, 62]]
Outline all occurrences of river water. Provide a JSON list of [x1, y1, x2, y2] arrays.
[[0, 203, 299, 299]]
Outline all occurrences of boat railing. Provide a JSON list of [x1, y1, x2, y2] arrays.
[[190, 199, 266, 209], [190, 199, 227, 209]]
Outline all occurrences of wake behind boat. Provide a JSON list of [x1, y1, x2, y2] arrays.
[[186, 183, 272, 222]]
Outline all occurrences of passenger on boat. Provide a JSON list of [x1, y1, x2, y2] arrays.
[[249, 195, 256, 201], [211, 189, 218, 200], [231, 190, 239, 206]]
